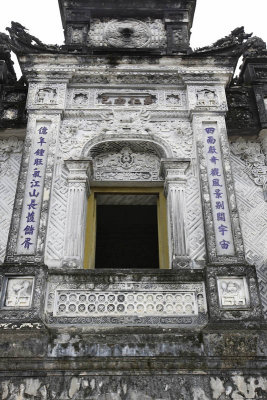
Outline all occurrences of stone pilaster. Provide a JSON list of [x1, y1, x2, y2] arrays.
[[161, 159, 190, 268], [63, 160, 91, 268]]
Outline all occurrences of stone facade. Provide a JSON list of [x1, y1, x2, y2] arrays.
[[0, 0, 266, 398]]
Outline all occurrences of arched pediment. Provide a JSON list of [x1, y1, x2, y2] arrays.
[[86, 140, 167, 182]]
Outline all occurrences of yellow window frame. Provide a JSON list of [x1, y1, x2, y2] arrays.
[[84, 187, 169, 269]]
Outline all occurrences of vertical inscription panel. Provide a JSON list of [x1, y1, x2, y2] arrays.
[[203, 124, 234, 255], [17, 122, 51, 255]]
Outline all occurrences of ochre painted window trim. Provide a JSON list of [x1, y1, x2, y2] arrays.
[[84, 187, 169, 270]]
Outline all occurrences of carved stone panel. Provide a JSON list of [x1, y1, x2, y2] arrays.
[[93, 145, 161, 182], [188, 85, 227, 111], [97, 93, 157, 107], [217, 277, 250, 309], [207, 265, 262, 321], [87, 18, 166, 49], [46, 274, 207, 326], [3, 277, 34, 308], [27, 83, 67, 110]]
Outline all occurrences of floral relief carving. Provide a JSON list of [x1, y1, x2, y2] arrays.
[[93, 145, 161, 181]]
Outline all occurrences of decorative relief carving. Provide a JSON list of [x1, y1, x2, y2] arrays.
[[172, 29, 183, 45], [3, 277, 34, 308], [36, 87, 57, 104], [87, 18, 166, 49], [104, 19, 151, 48], [0, 137, 23, 162], [166, 93, 182, 105], [217, 277, 250, 309], [71, 71, 181, 85], [185, 168, 206, 263], [0, 138, 23, 263], [54, 290, 200, 317], [230, 141, 267, 317], [67, 89, 186, 109], [27, 83, 67, 110], [44, 164, 69, 267], [97, 93, 157, 106], [188, 86, 227, 111], [207, 265, 261, 321], [231, 138, 267, 198], [0, 265, 46, 322], [196, 88, 218, 107], [2, 108, 18, 120], [46, 278, 207, 325], [93, 145, 161, 181], [72, 92, 89, 105]]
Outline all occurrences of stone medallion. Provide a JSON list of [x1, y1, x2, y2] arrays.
[[104, 19, 151, 48]]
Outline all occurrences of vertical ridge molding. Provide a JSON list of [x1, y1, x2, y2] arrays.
[[193, 114, 245, 264], [63, 160, 91, 268], [161, 159, 190, 268]]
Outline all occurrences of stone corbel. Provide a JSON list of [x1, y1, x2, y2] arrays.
[[160, 159, 190, 269], [63, 159, 92, 268]]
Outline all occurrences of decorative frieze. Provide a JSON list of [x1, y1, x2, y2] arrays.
[[97, 92, 157, 107], [66, 89, 186, 109], [54, 289, 200, 317], [46, 276, 207, 326]]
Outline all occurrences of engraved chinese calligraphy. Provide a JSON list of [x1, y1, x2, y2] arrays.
[[203, 125, 234, 255], [17, 123, 51, 254]]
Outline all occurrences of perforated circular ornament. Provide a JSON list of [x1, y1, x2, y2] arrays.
[[104, 19, 151, 48]]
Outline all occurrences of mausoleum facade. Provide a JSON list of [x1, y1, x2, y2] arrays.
[[0, 1, 266, 399]]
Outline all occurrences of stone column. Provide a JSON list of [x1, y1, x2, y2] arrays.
[[161, 159, 190, 268], [63, 160, 91, 268]]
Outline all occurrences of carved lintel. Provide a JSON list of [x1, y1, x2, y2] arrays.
[[63, 159, 91, 268]]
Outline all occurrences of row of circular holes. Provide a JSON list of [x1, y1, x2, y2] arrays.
[[59, 293, 195, 304], [58, 302, 195, 314]]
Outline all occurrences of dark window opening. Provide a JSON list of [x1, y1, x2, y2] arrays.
[[95, 204, 159, 269]]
